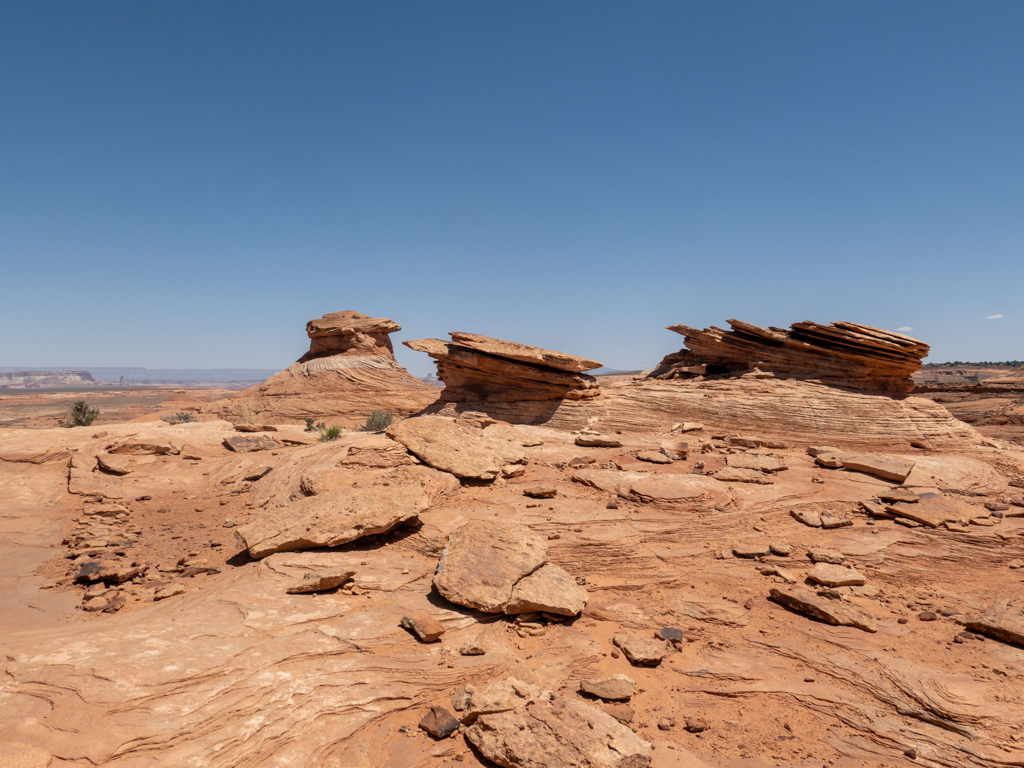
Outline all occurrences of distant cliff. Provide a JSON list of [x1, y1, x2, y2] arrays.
[[0, 370, 96, 389]]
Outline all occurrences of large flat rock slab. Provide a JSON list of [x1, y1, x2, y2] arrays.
[[448, 331, 602, 373], [770, 586, 878, 632], [966, 599, 1024, 646], [236, 480, 429, 559], [887, 495, 974, 528], [433, 520, 548, 613], [388, 416, 526, 479], [464, 684, 652, 768]]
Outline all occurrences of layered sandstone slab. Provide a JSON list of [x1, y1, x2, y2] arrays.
[[406, 334, 601, 403], [208, 310, 438, 424], [651, 319, 929, 394]]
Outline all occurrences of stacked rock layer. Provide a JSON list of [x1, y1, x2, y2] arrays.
[[208, 311, 439, 424], [405, 332, 602, 403], [649, 319, 929, 394]]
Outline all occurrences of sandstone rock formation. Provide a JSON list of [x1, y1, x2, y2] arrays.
[[208, 310, 439, 425], [387, 415, 527, 480], [404, 332, 601, 403], [650, 319, 928, 394]]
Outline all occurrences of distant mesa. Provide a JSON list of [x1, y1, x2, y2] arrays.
[[207, 310, 439, 425], [0, 370, 96, 389], [404, 332, 602, 404], [649, 319, 929, 394]]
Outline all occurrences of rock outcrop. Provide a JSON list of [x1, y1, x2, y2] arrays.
[[649, 319, 929, 394], [387, 415, 527, 480], [405, 332, 601, 403], [208, 311, 439, 425]]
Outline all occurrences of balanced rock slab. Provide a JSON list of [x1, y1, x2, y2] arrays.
[[388, 416, 526, 480], [433, 520, 548, 613], [95, 453, 131, 475], [236, 481, 429, 559], [449, 332, 602, 373]]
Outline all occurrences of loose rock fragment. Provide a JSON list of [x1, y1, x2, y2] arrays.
[[612, 632, 669, 666], [574, 435, 622, 448], [400, 613, 445, 642], [808, 548, 845, 565], [286, 569, 355, 594], [578, 674, 636, 701], [505, 563, 588, 616], [791, 509, 822, 528], [418, 705, 459, 739], [807, 563, 867, 587]]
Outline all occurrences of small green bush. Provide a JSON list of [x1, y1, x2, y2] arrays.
[[59, 400, 99, 428], [318, 425, 343, 441], [161, 412, 197, 424], [304, 417, 317, 432], [361, 410, 393, 432]]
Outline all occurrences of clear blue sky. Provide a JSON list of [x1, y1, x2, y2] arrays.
[[2, 1, 1022, 376]]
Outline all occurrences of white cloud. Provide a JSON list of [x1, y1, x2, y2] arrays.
[[897, 326, 914, 332], [986, 314, 1004, 320]]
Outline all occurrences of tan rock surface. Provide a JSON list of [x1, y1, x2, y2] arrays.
[[505, 563, 588, 616], [965, 599, 1024, 646]]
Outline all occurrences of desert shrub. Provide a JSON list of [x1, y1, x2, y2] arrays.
[[318, 425, 343, 441], [239, 403, 258, 425], [304, 417, 317, 432], [361, 410, 393, 432], [161, 412, 197, 424], [59, 400, 99, 428]]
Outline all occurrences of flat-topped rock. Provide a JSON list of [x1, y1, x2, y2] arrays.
[[816, 452, 915, 483], [726, 453, 788, 473], [236, 478, 429, 559], [449, 331, 602, 373], [579, 674, 636, 701], [285, 569, 355, 594], [613, 632, 669, 666], [305, 310, 401, 338], [807, 563, 867, 587], [887, 495, 973, 528], [505, 563, 588, 616], [433, 520, 549, 613], [388, 416, 526, 480]]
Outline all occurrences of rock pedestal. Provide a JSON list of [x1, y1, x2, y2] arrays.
[[404, 332, 602, 403]]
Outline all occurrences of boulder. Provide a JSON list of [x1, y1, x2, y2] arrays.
[[433, 520, 548, 613], [579, 675, 636, 701], [235, 480, 429, 559], [505, 563, 588, 616], [95, 453, 131, 475], [965, 599, 1024, 646], [388, 417, 526, 480], [770, 586, 877, 632], [612, 633, 668, 666], [791, 509, 822, 527], [400, 613, 445, 643], [808, 548, 845, 564], [637, 450, 672, 465], [464, 686, 652, 768], [418, 705, 459, 739]]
